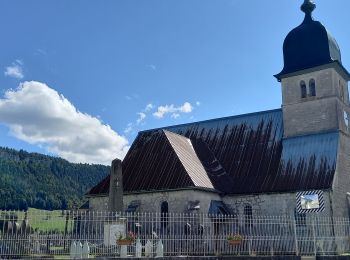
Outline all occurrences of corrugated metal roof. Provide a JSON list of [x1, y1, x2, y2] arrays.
[[191, 138, 235, 193], [88, 174, 110, 195], [164, 130, 214, 189], [119, 130, 196, 192], [88, 109, 339, 196], [272, 131, 338, 192], [163, 109, 284, 194]]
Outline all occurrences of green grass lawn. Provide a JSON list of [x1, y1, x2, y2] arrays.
[[2, 207, 74, 233]]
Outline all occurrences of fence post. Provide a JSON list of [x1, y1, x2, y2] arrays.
[[312, 217, 317, 256], [292, 217, 299, 256], [64, 211, 69, 250]]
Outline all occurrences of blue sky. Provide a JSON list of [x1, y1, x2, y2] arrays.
[[0, 0, 349, 164]]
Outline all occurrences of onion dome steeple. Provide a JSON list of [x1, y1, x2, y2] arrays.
[[275, 0, 349, 81]]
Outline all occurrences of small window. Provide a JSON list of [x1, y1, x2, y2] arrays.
[[309, 79, 316, 97], [300, 81, 307, 98], [244, 204, 253, 228], [161, 201, 169, 229]]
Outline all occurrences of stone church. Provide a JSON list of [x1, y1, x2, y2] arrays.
[[87, 0, 350, 218]]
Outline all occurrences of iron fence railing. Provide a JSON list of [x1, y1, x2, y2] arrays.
[[1, 210, 350, 258]]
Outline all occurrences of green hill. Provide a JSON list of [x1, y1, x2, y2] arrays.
[[0, 147, 110, 210]]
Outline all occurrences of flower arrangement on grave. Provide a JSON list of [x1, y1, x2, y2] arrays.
[[116, 231, 136, 245], [227, 234, 243, 245]]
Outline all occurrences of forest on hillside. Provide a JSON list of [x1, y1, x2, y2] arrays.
[[0, 147, 110, 210]]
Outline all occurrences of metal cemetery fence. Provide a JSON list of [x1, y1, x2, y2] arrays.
[[1, 210, 350, 258]]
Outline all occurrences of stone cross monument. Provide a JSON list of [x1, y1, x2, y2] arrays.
[[108, 158, 123, 212]]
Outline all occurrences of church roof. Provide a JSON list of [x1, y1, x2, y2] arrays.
[[275, 0, 349, 80], [163, 130, 214, 189], [87, 109, 339, 196]]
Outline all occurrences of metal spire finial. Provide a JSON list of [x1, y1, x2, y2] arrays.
[[301, 0, 316, 23], [301, 0, 316, 15]]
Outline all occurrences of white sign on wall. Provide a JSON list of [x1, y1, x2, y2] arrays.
[[296, 190, 324, 213]]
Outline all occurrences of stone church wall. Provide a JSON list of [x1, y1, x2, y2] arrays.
[[281, 68, 335, 106], [89, 195, 109, 212], [282, 68, 343, 138], [331, 132, 350, 218], [123, 189, 220, 214], [223, 191, 332, 217], [283, 97, 338, 138], [89, 189, 220, 214], [89, 189, 334, 217]]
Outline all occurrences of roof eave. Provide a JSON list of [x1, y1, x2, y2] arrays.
[[274, 61, 350, 82], [86, 186, 221, 198]]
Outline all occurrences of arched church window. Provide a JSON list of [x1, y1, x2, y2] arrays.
[[309, 79, 316, 97], [300, 81, 307, 98], [161, 201, 168, 214], [244, 204, 253, 228]]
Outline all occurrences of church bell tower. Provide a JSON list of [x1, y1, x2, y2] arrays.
[[275, 0, 350, 138]]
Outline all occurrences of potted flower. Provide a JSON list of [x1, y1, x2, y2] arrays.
[[116, 231, 136, 246], [227, 234, 243, 245]]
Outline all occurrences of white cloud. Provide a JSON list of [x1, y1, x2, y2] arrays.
[[4, 61, 24, 79], [125, 94, 139, 101], [153, 102, 194, 119], [124, 103, 153, 134], [171, 113, 180, 119], [196, 101, 201, 106], [124, 123, 133, 134], [179, 102, 193, 113], [0, 81, 129, 165], [153, 104, 176, 119], [15, 59, 24, 66], [144, 103, 154, 112], [136, 112, 146, 124]]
